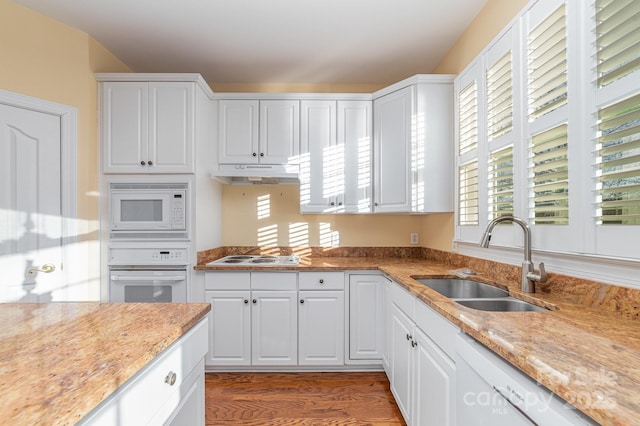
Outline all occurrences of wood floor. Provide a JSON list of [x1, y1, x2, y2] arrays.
[[205, 372, 406, 425]]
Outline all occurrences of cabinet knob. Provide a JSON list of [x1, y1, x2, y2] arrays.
[[338, 202, 343, 206], [148, 160, 153, 166], [374, 202, 379, 206], [330, 202, 335, 206], [165, 371, 177, 386], [260, 153, 264, 157], [406, 333, 412, 341], [252, 299, 257, 304], [319, 279, 324, 284], [252, 153, 257, 157], [140, 160, 146, 166], [411, 340, 418, 348], [300, 299, 304, 304], [244, 299, 249, 304]]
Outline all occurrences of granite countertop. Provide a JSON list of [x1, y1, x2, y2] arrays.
[[198, 254, 640, 425], [0, 302, 210, 425]]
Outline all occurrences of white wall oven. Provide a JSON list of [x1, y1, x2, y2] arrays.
[[108, 245, 189, 303], [109, 182, 188, 239]]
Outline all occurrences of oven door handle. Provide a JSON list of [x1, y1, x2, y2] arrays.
[[111, 275, 186, 282]]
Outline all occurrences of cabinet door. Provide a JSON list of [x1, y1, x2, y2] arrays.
[[148, 82, 194, 173], [413, 328, 456, 426], [349, 274, 383, 360], [260, 100, 300, 164], [298, 290, 345, 365], [373, 86, 413, 212], [339, 100, 372, 213], [205, 291, 251, 366], [390, 303, 414, 424], [251, 290, 298, 365], [218, 100, 259, 164], [300, 100, 338, 213], [102, 81, 148, 173]]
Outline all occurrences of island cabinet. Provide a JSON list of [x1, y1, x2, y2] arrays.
[[79, 318, 208, 426], [97, 75, 212, 174], [372, 75, 454, 213], [385, 279, 458, 426], [205, 271, 298, 366], [217, 99, 300, 165]]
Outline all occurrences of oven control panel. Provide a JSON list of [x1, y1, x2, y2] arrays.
[[108, 246, 190, 266]]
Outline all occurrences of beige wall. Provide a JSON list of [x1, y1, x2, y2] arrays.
[[222, 185, 425, 247], [0, 0, 130, 298]]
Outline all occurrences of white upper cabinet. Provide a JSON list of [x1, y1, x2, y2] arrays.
[[300, 99, 372, 213], [373, 75, 455, 213], [218, 99, 299, 165], [101, 81, 195, 174]]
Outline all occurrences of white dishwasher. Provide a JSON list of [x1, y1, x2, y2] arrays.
[[456, 333, 598, 425]]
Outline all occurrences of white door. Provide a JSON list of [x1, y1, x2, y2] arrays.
[[390, 303, 414, 424], [349, 274, 383, 360], [260, 100, 300, 164], [0, 103, 63, 302]]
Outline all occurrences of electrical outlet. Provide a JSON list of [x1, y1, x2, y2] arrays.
[[410, 233, 419, 245]]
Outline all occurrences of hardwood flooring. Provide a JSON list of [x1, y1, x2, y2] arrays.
[[205, 372, 406, 425]]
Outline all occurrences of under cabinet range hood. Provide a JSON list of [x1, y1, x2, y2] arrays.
[[211, 164, 300, 185]]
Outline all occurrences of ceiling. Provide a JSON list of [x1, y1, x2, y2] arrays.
[[14, 0, 487, 86]]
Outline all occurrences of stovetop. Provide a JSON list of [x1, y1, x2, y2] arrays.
[[206, 255, 300, 267]]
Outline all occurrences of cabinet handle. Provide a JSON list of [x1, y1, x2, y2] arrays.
[[165, 371, 177, 386], [406, 333, 412, 341], [244, 299, 249, 304], [319, 279, 324, 284], [140, 160, 146, 166], [252, 153, 257, 157], [411, 340, 418, 348], [148, 160, 153, 166], [260, 153, 264, 157], [300, 299, 304, 304], [252, 299, 257, 304]]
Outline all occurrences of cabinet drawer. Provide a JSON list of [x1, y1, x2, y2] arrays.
[[415, 300, 459, 360], [390, 280, 415, 318], [251, 272, 297, 290], [299, 272, 345, 290], [205, 272, 251, 290]]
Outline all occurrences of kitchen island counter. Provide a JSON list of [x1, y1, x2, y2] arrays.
[[0, 302, 210, 425]]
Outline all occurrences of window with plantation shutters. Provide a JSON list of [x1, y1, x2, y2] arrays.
[[596, 93, 640, 225], [528, 4, 567, 120], [487, 52, 513, 141], [530, 125, 569, 225], [595, 0, 640, 87], [459, 161, 479, 225], [488, 146, 514, 220], [458, 82, 478, 155]]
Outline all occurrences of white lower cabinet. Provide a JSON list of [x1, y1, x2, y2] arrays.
[[298, 290, 344, 365], [80, 318, 208, 425], [385, 279, 458, 426], [349, 274, 384, 360], [252, 290, 298, 366], [206, 290, 251, 365]]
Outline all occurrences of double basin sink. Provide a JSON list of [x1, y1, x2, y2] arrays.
[[412, 277, 548, 312]]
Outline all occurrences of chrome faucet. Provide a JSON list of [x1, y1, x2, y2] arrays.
[[480, 216, 547, 293]]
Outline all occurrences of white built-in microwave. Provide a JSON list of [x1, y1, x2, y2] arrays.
[[109, 182, 187, 238]]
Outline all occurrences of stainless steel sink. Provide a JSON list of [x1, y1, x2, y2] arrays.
[[455, 298, 549, 312], [412, 278, 509, 299]]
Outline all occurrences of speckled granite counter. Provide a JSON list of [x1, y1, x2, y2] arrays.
[[197, 247, 640, 425], [0, 302, 210, 425]]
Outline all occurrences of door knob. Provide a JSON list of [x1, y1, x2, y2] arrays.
[[27, 263, 56, 276]]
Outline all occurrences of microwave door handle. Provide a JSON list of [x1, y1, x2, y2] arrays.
[[111, 275, 185, 282]]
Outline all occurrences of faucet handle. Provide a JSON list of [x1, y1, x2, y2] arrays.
[[527, 262, 548, 283]]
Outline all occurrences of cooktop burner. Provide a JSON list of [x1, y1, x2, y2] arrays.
[[207, 255, 300, 267]]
